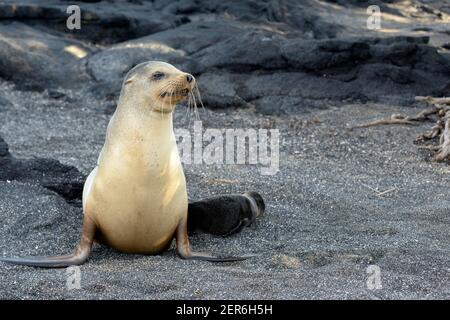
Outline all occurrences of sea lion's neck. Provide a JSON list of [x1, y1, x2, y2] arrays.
[[95, 95, 179, 178], [104, 95, 176, 155]]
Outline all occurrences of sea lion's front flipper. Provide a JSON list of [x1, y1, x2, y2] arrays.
[[0, 216, 96, 268], [175, 217, 255, 262], [221, 219, 248, 238]]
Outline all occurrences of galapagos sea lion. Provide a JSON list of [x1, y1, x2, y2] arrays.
[[188, 192, 265, 237], [0, 61, 251, 267]]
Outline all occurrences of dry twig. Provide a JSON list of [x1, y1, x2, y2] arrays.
[[353, 96, 450, 162], [435, 116, 450, 161], [353, 107, 438, 128]]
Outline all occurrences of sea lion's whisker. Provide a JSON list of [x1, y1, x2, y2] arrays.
[[160, 84, 174, 116], [159, 83, 173, 97], [191, 90, 200, 121], [188, 92, 193, 127], [184, 94, 191, 123], [188, 90, 194, 121], [188, 90, 193, 110], [170, 86, 176, 109], [167, 87, 173, 112], [189, 92, 195, 123], [194, 84, 205, 112]]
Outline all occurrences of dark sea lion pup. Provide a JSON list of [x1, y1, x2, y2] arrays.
[[0, 61, 254, 268], [188, 191, 265, 237]]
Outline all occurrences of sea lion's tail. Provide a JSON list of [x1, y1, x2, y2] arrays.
[[0, 246, 91, 268]]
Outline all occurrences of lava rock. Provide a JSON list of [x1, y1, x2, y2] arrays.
[[0, 0, 183, 45], [0, 136, 85, 202], [0, 22, 94, 90]]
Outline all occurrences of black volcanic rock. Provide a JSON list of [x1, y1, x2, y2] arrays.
[[0, 22, 95, 90], [189, 34, 449, 110], [85, 20, 249, 84], [0, 0, 448, 113], [0, 0, 184, 45], [83, 29, 450, 110], [0, 136, 85, 202]]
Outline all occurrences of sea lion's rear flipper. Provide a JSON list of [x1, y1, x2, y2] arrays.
[[0, 252, 86, 268], [0, 216, 96, 268], [221, 219, 249, 238], [175, 218, 255, 262]]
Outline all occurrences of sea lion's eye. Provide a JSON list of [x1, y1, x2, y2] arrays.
[[152, 72, 165, 81]]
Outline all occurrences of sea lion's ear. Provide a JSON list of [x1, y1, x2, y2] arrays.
[[125, 73, 137, 85]]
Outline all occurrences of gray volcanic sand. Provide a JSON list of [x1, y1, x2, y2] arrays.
[[0, 0, 449, 299], [0, 83, 449, 299]]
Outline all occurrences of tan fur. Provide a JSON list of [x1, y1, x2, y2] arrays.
[[83, 62, 192, 253], [0, 61, 249, 267]]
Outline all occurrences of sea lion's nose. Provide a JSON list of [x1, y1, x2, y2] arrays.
[[186, 74, 194, 83]]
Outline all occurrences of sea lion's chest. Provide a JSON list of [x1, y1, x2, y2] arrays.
[[86, 138, 188, 253]]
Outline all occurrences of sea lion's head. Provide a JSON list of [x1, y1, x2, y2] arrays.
[[122, 61, 196, 113], [244, 191, 265, 218]]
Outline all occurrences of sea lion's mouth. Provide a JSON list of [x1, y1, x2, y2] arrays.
[[161, 88, 189, 98]]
